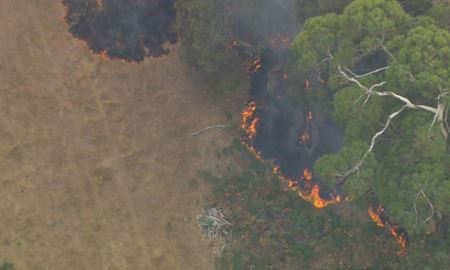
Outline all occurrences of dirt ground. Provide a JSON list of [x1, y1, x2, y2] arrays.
[[0, 1, 242, 269]]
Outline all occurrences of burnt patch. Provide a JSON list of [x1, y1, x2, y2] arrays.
[[62, 0, 177, 62]]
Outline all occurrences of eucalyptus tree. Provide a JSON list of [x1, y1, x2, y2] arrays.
[[293, 0, 450, 235]]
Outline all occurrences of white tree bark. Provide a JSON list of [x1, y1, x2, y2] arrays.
[[338, 105, 408, 180], [336, 65, 449, 181]]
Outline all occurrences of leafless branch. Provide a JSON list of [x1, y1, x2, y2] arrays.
[[445, 107, 449, 132], [413, 190, 421, 225], [338, 65, 438, 114], [338, 105, 408, 180], [428, 91, 450, 138], [419, 189, 435, 224], [197, 208, 231, 256], [321, 47, 334, 63], [379, 35, 397, 63], [347, 66, 389, 79], [190, 125, 227, 136]]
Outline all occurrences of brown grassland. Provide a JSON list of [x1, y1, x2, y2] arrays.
[[0, 1, 245, 269]]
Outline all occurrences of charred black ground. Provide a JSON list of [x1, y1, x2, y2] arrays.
[[240, 32, 408, 254], [62, 0, 177, 62], [248, 48, 343, 179]]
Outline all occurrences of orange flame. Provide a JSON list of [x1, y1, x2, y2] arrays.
[[368, 206, 408, 256], [226, 40, 240, 51], [303, 168, 312, 182], [298, 184, 343, 209], [299, 132, 311, 144], [273, 166, 281, 174], [241, 102, 257, 127], [391, 225, 408, 256], [248, 118, 259, 140], [240, 102, 263, 160], [241, 102, 260, 141], [272, 167, 347, 209], [368, 206, 386, 227], [60, 1, 161, 65], [304, 79, 311, 90], [271, 33, 290, 48], [247, 58, 262, 74], [240, 100, 347, 209], [240, 99, 407, 256], [288, 179, 298, 189]]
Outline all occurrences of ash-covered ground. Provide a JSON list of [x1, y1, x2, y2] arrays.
[[62, 0, 177, 62]]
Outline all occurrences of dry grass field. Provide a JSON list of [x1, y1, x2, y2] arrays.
[[0, 1, 244, 269]]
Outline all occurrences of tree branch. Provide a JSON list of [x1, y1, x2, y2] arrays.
[[413, 190, 421, 225], [429, 91, 449, 138], [346, 66, 389, 79], [338, 65, 438, 114], [419, 189, 435, 224], [190, 125, 227, 136], [338, 105, 408, 181], [445, 107, 449, 133]]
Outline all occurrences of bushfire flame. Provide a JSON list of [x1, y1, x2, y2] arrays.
[[271, 33, 290, 48], [368, 205, 408, 256], [303, 168, 312, 182], [368, 206, 386, 227], [391, 225, 408, 256], [240, 102, 263, 160], [247, 58, 263, 74], [304, 79, 311, 90], [299, 132, 311, 144], [240, 98, 407, 256], [241, 102, 347, 209], [61, 0, 177, 62], [241, 102, 259, 141]]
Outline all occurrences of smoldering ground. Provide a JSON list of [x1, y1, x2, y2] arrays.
[[62, 0, 177, 62]]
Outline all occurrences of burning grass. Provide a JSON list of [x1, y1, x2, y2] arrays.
[[271, 33, 290, 48], [368, 205, 408, 256], [240, 101, 348, 209], [200, 140, 397, 269], [61, 0, 177, 62], [246, 58, 263, 74], [240, 98, 408, 256]]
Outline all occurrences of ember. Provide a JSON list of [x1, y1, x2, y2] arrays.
[[61, 0, 177, 62], [246, 58, 263, 74], [368, 205, 409, 256], [241, 47, 408, 256], [240, 101, 263, 160], [272, 166, 281, 174], [304, 79, 311, 90], [271, 33, 290, 48], [368, 206, 387, 227], [391, 225, 408, 256], [241, 101, 259, 141], [299, 132, 311, 144], [302, 168, 312, 182]]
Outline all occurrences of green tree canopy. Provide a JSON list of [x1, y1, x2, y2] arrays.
[[293, 0, 450, 243], [292, 0, 412, 75], [387, 24, 450, 102]]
